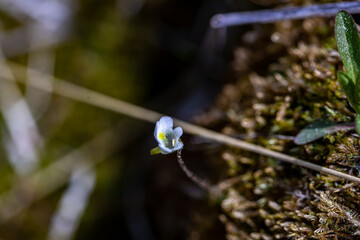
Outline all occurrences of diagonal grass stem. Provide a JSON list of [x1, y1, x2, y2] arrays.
[[211, 2, 360, 28], [1, 61, 360, 184]]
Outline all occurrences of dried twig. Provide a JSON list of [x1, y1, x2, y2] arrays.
[[1, 61, 360, 184], [211, 2, 360, 28]]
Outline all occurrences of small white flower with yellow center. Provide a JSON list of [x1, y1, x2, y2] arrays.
[[151, 116, 183, 155]]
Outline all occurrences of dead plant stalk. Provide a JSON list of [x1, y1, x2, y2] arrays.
[[1, 61, 360, 184]]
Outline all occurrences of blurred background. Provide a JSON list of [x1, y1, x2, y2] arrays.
[[0, 0, 261, 239]]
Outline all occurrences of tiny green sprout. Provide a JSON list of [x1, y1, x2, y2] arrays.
[[295, 11, 360, 144], [151, 116, 183, 155]]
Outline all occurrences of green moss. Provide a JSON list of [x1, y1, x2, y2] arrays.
[[198, 5, 360, 240]]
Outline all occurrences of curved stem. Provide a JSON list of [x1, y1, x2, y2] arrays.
[[176, 149, 212, 192]]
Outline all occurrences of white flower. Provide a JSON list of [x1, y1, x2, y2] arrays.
[[151, 116, 183, 155]]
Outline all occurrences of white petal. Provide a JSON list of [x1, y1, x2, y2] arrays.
[[154, 116, 173, 136], [158, 116, 173, 129], [154, 116, 171, 138], [172, 141, 183, 151], [173, 127, 183, 139], [159, 145, 172, 154], [154, 122, 159, 139]]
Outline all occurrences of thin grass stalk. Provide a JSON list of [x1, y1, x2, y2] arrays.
[[211, 2, 360, 28], [1, 61, 360, 184]]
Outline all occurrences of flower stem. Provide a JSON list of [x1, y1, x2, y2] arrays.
[[176, 149, 213, 193]]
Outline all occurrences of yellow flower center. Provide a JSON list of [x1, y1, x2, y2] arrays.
[[158, 132, 166, 141]]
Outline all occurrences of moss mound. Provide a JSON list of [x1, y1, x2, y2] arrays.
[[197, 10, 360, 240]]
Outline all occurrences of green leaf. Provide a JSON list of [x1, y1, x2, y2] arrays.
[[150, 147, 162, 155], [355, 115, 360, 135], [337, 70, 360, 113], [294, 119, 355, 145], [335, 11, 360, 83]]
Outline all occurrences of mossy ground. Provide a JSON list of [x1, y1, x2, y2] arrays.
[[195, 6, 360, 240]]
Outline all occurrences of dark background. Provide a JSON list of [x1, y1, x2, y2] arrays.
[[0, 0, 262, 239]]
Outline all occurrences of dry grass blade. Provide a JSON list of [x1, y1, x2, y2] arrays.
[[211, 2, 360, 28], [0, 120, 142, 223], [1, 61, 360, 184]]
